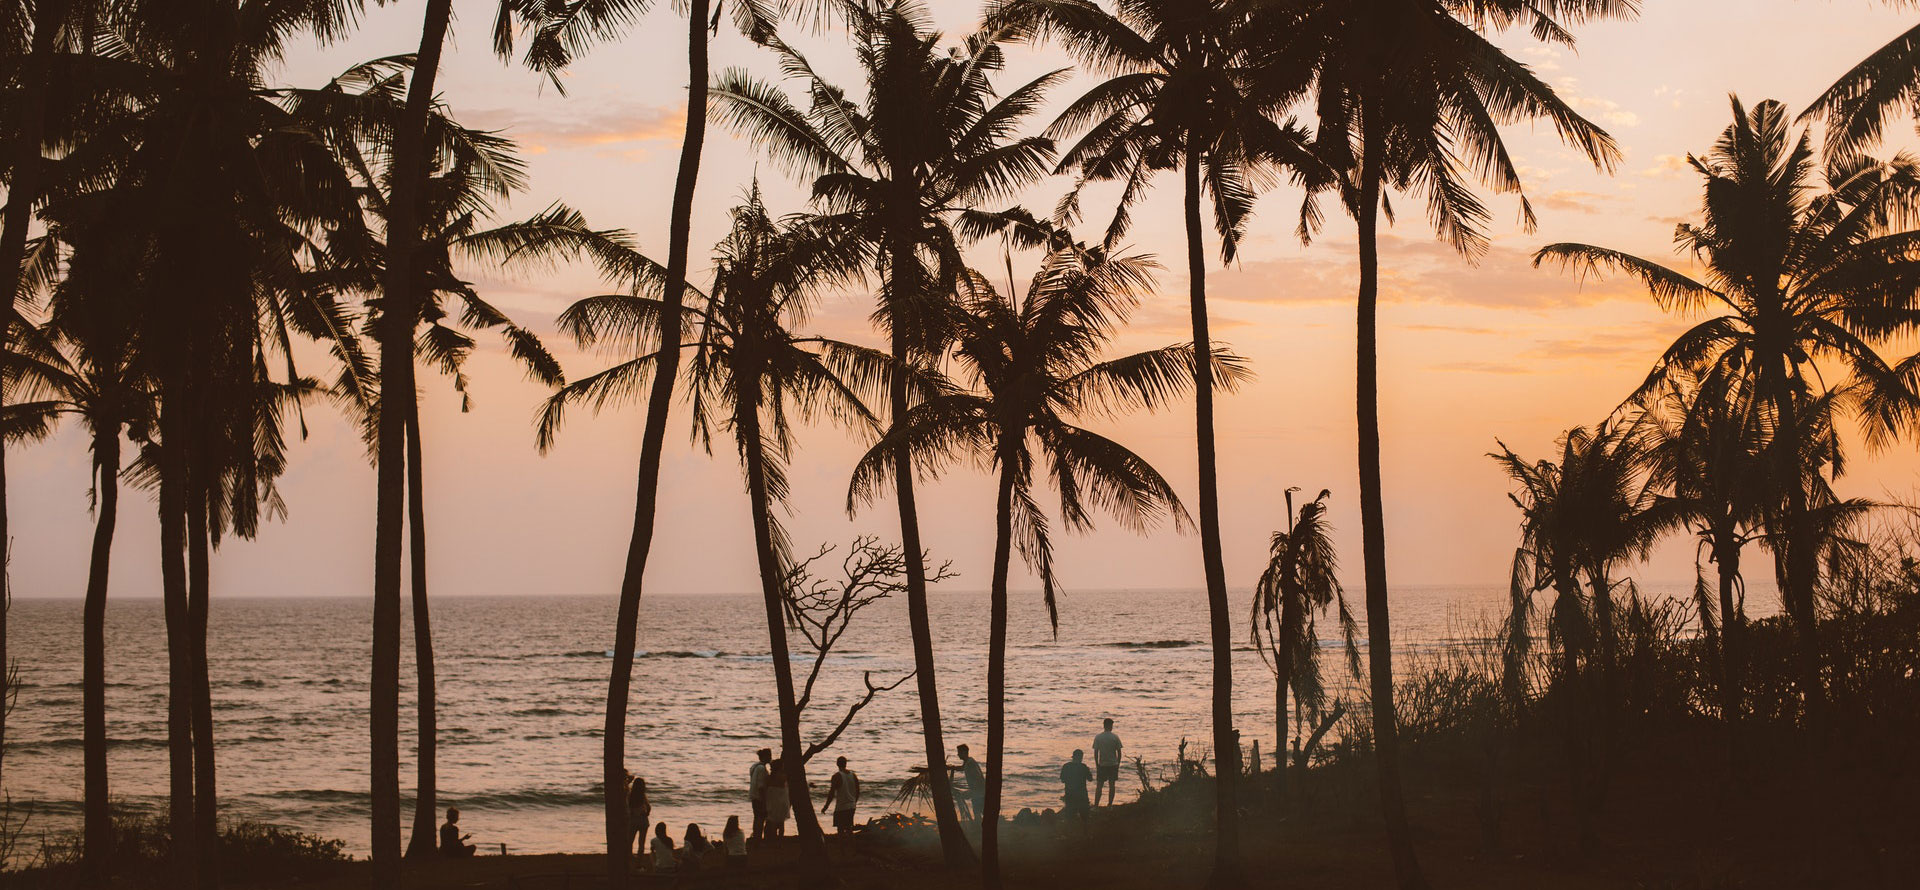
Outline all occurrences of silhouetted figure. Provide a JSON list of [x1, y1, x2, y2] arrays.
[[765, 760, 792, 838], [681, 823, 711, 871], [1060, 750, 1093, 833], [823, 755, 861, 841], [723, 815, 748, 868], [440, 807, 476, 858], [748, 747, 772, 839], [956, 744, 984, 821], [1092, 717, 1124, 806], [626, 772, 651, 857], [649, 821, 677, 873]]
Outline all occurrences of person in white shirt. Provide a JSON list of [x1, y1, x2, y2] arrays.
[[722, 815, 748, 868], [648, 822, 676, 873], [748, 748, 772, 839], [1092, 718, 1124, 806], [765, 760, 792, 838], [822, 755, 861, 841]]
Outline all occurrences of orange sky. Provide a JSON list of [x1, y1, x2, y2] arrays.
[[14, 0, 1920, 605]]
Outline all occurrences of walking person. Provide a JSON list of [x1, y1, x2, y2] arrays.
[[822, 755, 861, 844], [626, 772, 651, 857], [956, 744, 984, 822], [1092, 717, 1124, 806], [748, 748, 772, 839], [765, 760, 792, 838], [1060, 750, 1093, 835]]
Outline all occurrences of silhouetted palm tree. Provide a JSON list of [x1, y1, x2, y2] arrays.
[[855, 243, 1231, 888], [4, 239, 153, 876], [1804, 6, 1920, 158], [1250, 488, 1357, 800], [986, 2, 1319, 871], [542, 186, 889, 875], [711, 3, 1061, 864], [1535, 96, 1920, 729], [1292, 3, 1626, 881]]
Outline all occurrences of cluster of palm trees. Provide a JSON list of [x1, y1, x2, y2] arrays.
[[1499, 83, 1920, 755], [19, 0, 1920, 888]]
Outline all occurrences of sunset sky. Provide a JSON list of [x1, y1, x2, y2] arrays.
[[15, 0, 1920, 606]]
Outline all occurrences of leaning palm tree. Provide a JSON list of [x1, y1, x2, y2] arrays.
[[1535, 96, 1920, 730], [541, 187, 886, 876], [983, 2, 1320, 871], [1291, 3, 1627, 881], [1803, 3, 1920, 158], [1249, 487, 1357, 801], [853, 242, 1235, 890], [710, 3, 1062, 864]]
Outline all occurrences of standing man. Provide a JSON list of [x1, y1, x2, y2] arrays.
[[823, 755, 861, 843], [956, 744, 984, 821], [1092, 718, 1123, 806], [748, 748, 772, 840], [1060, 750, 1093, 835]]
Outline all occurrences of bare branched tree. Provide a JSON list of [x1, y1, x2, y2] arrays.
[[784, 537, 953, 763]]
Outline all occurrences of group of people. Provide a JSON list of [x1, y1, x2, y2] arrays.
[[435, 721, 1119, 868], [948, 718, 1126, 831]]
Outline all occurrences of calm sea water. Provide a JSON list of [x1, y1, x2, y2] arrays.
[[9, 585, 1601, 856]]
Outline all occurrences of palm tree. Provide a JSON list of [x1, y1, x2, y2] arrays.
[[541, 186, 888, 874], [3, 238, 153, 877], [984, 2, 1320, 872], [1249, 487, 1357, 801], [1290, 3, 1627, 881], [710, 3, 1062, 864], [1642, 371, 1768, 728], [855, 242, 1231, 888], [1804, 6, 1920, 158], [1534, 96, 1920, 730]]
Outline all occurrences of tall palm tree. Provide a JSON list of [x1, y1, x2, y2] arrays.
[[1291, 3, 1626, 881], [1535, 96, 1920, 730], [1249, 487, 1357, 800], [4, 243, 153, 877], [541, 186, 888, 874], [711, 3, 1061, 864], [855, 243, 1231, 888], [984, 2, 1319, 872]]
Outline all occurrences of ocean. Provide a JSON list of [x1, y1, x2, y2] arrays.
[[8, 584, 1652, 856]]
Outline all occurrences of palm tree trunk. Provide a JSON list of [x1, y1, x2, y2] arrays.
[[187, 473, 218, 889], [1713, 537, 1743, 725], [888, 286, 972, 866], [404, 397, 437, 858], [981, 445, 1016, 890], [1589, 568, 1614, 698], [1354, 124, 1425, 890], [82, 430, 121, 877], [603, 6, 707, 886], [0, 0, 68, 803], [1273, 594, 1299, 804], [375, 2, 454, 882], [1183, 141, 1240, 887], [738, 382, 830, 879], [158, 370, 197, 887]]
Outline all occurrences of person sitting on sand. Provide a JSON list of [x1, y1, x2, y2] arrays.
[[823, 755, 861, 841], [626, 772, 651, 856], [723, 815, 748, 868], [765, 760, 792, 838], [649, 822, 676, 872], [440, 807, 477, 858], [681, 823, 711, 871], [1060, 750, 1093, 833], [749, 747, 773, 839], [956, 744, 984, 821], [1092, 718, 1124, 806]]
